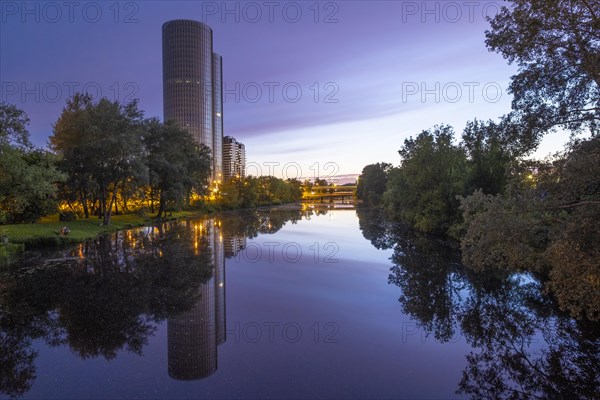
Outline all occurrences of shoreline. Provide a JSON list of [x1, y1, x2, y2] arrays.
[[0, 202, 306, 252]]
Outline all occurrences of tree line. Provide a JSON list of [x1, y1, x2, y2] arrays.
[[0, 93, 302, 226], [357, 0, 599, 321]]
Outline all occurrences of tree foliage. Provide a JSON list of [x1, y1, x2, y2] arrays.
[[486, 0, 600, 147], [0, 103, 64, 224], [383, 125, 469, 236], [462, 119, 513, 195], [0, 102, 32, 150], [143, 119, 212, 218], [460, 136, 600, 321], [218, 176, 302, 209], [51, 94, 147, 225], [357, 163, 392, 206]]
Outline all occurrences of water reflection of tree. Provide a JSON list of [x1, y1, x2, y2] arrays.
[[356, 207, 394, 250], [1, 207, 310, 398], [219, 205, 325, 242], [357, 208, 600, 399], [0, 223, 213, 398]]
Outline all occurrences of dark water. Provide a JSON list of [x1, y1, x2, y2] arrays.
[[1, 205, 598, 399]]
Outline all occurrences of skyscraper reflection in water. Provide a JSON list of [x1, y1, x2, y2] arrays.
[[167, 220, 226, 380]]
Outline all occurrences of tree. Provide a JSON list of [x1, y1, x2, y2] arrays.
[[0, 103, 64, 223], [485, 0, 600, 149], [383, 125, 469, 236], [459, 136, 600, 320], [51, 94, 146, 225], [143, 119, 212, 218], [0, 102, 32, 150], [462, 119, 513, 195], [356, 162, 393, 205]]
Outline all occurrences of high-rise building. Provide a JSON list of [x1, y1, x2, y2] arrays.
[[223, 136, 246, 180], [162, 19, 223, 181]]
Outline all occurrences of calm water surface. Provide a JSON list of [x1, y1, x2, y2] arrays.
[[1, 205, 598, 399]]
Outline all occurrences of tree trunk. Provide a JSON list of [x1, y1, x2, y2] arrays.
[[156, 190, 165, 219], [81, 191, 89, 218], [105, 187, 118, 225], [100, 188, 108, 225]]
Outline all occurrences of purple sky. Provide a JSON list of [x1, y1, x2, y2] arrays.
[[1, 1, 568, 178]]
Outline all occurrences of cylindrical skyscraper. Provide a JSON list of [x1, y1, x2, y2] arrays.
[[162, 20, 222, 180], [212, 53, 223, 181]]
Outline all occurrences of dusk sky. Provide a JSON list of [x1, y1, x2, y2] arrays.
[[1, 1, 569, 179]]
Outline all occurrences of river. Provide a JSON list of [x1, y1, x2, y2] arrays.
[[0, 204, 598, 399]]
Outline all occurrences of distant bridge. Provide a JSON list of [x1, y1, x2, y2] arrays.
[[302, 186, 357, 202]]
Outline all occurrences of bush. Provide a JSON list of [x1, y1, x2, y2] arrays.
[[59, 211, 77, 221]]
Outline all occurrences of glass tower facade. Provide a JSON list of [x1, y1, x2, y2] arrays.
[[212, 53, 223, 181], [162, 20, 223, 181]]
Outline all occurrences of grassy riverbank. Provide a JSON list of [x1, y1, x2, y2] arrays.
[[0, 210, 209, 248]]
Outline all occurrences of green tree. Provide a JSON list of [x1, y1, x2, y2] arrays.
[[51, 94, 146, 225], [462, 119, 513, 195], [0, 103, 32, 150], [143, 119, 212, 218], [383, 125, 469, 236], [0, 103, 64, 223], [357, 162, 392, 205], [460, 136, 600, 320], [485, 0, 600, 149]]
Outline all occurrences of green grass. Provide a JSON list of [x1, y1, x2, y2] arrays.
[[0, 210, 211, 248]]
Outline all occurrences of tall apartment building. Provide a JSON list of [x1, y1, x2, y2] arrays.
[[162, 19, 223, 181], [223, 136, 246, 181]]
